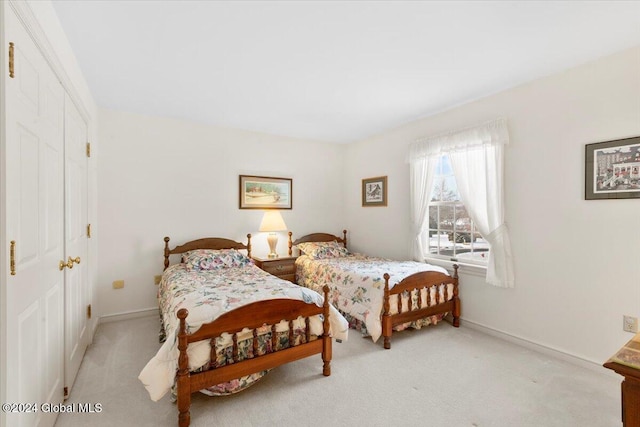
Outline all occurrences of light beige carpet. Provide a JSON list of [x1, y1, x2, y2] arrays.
[[55, 315, 620, 427]]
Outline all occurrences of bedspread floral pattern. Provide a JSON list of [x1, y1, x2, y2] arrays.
[[183, 248, 251, 271], [138, 263, 348, 402], [296, 253, 450, 342], [297, 241, 350, 259]]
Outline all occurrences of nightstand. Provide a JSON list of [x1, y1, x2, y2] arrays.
[[252, 255, 298, 284]]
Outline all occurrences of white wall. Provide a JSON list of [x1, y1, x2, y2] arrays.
[[97, 109, 346, 317], [96, 45, 638, 364], [344, 46, 640, 364]]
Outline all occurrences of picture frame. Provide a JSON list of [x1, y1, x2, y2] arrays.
[[239, 175, 292, 209], [585, 136, 640, 200], [362, 176, 387, 207]]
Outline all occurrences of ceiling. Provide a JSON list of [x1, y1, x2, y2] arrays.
[[51, 1, 640, 143]]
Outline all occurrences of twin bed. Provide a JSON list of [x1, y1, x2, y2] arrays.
[[140, 231, 460, 426], [293, 230, 460, 349], [139, 235, 348, 427]]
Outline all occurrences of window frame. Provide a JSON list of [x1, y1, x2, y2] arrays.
[[424, 154, 489, 269]]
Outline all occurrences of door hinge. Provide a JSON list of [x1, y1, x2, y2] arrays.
[[10, 240, 16, 275], [9, 42, 15, 78], [86, 142, 91, 158], [64, 387, 69, 399], [87, 304, 92, 319], [87, 223, 92, 238]]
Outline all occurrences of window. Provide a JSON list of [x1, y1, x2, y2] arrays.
[[424, 155, 489, 265], [409, 118, 514, 287]]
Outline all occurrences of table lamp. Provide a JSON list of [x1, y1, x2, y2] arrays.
[[259, 211, 287, 258]]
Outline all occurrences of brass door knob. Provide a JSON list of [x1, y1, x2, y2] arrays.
[[59, 259, 74, 271], [59, 256, 81, 271]]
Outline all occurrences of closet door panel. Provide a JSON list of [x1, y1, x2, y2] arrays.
[[40, 52, 65, 409], [14, 40, 39, 113], [43, 143, 63, 252], [63, 96, 89, 393], [17, 127, 39, 269], [44, 282, 63, 403], [17, 302, 40, 427], [5, 6, 65, 427], [6, 24, 44, 427]]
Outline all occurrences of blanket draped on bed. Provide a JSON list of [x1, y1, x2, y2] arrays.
[[296, 254, 450, 342], [139, 263, 348, 401]]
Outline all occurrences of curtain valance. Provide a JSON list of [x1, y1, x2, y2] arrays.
[[409, 117, 509, 160]]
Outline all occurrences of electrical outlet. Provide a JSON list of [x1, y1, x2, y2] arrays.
[[623, 315, 638, 333], [112, 280, 124, 289], [154, 275, 162, 285]]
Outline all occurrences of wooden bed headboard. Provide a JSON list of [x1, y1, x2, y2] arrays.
[[292, 230, 348, 249], [163, 235, 252, 270]]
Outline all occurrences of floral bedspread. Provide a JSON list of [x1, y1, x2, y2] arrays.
[[139, 263, 348, 402], [296, 253, 450, 342]]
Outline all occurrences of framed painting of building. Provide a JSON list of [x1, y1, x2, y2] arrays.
[[585, 136, 640, 200]]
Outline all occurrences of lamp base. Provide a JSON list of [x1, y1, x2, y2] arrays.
[[267, 233, 279, 258]]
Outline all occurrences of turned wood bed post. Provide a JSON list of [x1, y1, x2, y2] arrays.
[[321, 285, 332, 376], [382, 273, 392, 350], [288, 231, 293, 256], [452, 264, 460, 327], [246, 234, 252, 258], [177, 309, 191, 427], [342, 230, 347, 249], [164, 237, 171, 271]]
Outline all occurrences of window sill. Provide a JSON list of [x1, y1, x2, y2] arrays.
[[424, 257, 487, 279]]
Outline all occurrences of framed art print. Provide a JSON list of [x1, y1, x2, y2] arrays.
[[362, 176, 387, 207], [585, 136, 640, 200], [239, 175, 292, 209]]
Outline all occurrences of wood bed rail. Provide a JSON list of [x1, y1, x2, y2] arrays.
[[176, 286, 332, 427], [382, 265, 459, 349]]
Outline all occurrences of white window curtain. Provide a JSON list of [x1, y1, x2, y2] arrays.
[[409, 118, 515, 288], [409, 155, 439, 260]]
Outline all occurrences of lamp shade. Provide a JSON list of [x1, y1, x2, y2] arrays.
[[259, 211, 287, 232]]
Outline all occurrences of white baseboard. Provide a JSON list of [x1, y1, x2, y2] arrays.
[[460, 318, 619, 378], [99, 307, 159, 324]]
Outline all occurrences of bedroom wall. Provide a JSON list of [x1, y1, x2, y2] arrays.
[[97, 109, 346, 318], [343, 46, 640, 365]]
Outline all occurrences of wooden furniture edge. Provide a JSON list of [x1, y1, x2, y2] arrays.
[[292, 230, 348, 248], [252, 255, 298, 284], [604, 358, 640, 426], [382, 264, 459, 349], [164, 235, 253, 271], [604, 360, 640, 378], [176, 285, 333, 427]]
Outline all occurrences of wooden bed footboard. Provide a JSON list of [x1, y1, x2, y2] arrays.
[[176, 286, 332, 427], [382, 265, 459, 350]]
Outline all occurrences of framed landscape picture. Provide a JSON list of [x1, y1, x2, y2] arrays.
[[239, 175, 292, 209], [585, 136, 640, 200], [362, 176, 387, 207]]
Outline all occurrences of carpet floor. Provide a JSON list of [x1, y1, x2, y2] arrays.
[[54, 315, 620, 427]]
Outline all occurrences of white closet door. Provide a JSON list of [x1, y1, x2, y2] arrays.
[[5, 7, 65, 427], [63, 94, 90, 393]]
